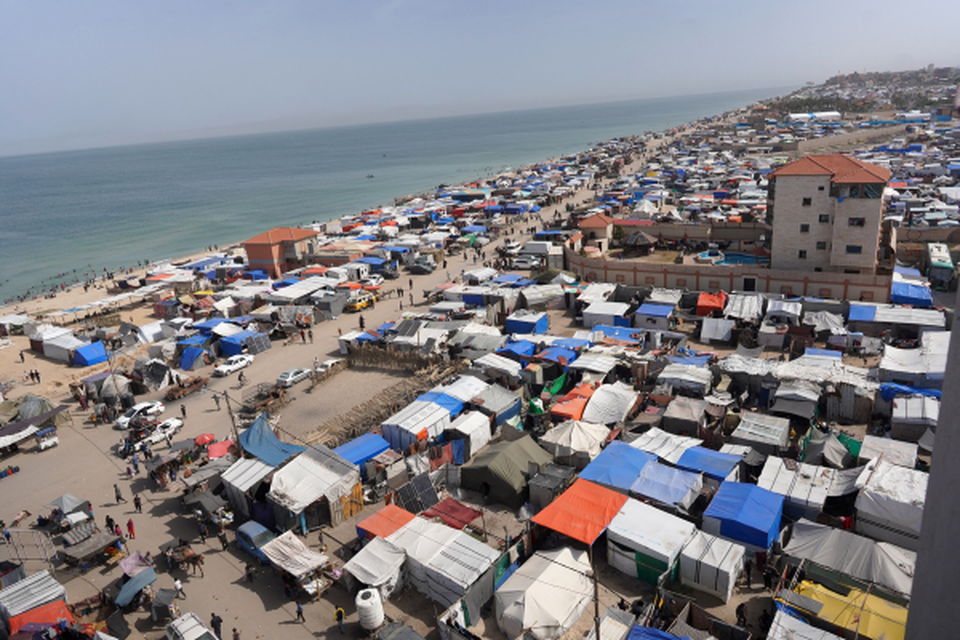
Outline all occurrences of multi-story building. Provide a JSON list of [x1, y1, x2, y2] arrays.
[[242, 227, 319, 278], [767, 154, 890, 275]]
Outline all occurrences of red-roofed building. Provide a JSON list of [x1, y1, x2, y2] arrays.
[[242, 227, 319, 278], [768, 154, 890, 274], [579, 213, 615, 251]]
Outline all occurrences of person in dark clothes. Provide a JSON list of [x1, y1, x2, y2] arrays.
[[217, 527, 228, 550], [210, 613, 223, 639], [295, 602, 305, 623]]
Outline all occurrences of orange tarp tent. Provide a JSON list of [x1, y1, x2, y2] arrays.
[[550, 397, 588, 421], [10, 600, 75, 633], [356, 504, 415, 540], [531, 479, 628, 545], [696, 291, 727, 316]]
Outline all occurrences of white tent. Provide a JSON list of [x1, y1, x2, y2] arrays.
[[342, 536, 406, 600], [730, 412, 790, 456], [607, 498, 696, 584], [890, 395, 939, 442], [581, 382, 638, 425], [855, 459, 928, 550], [628, 427, 702, 464], [582, 301, 631, 328], [678, 530, 745, 603], [700, 317, 734, 343], [425, 529, 499, 610], [767, 610, 835, 640], [629, 462, 703, 512], [858, 435, 917, 469], [221, 458, 274, 518], [267, 446, 360, 524], [540, 420, 609, 470], [496, 547, 593, 640], [757, 458, 836, 521], [446, 411, 491, 461], [656, 364, 712, 396], [386, 517, 458, 600], [260, 531, 330, 596], [381, 401, 451, 452]]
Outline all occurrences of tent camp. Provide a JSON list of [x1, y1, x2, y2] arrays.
[[539, 420, 609, 470], [578, 441, 655, 494], [757, 458, 836, 521], [532, 479, 628, 545], [729, 412, 790, 456], [855, 459, 927, 551], [460, 435, 552, 508], [267, 445, 361, 532], [381, 401, 451, 453], [342, 536, 407, 600], [260, 531, 331, 597], [495, 547, 593, 640], [661, 397, 708, 437], [702, 482, 784, 551], [581, 382, 638, 425], [628, 427, 702, 465], [629, 462, 703, 512], [678, 530, 745, 603], [606, 498, 697, 585], [784, 519, 915, 596], [445, 411, 492, 461]]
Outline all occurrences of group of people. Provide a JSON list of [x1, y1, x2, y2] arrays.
[[22, 369, 41, 384]]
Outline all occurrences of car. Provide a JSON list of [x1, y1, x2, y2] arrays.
[[145, 418, 184, 445], [213, 354, 255, 377], [315, 358, 343, 374], [381, 268, 400, 280], [346, 291, 376, 312], [115, 417, 184, 456], [499, 240, 522, 256], [235, 520, 276, 565], [360, 274, 385, 288], [408, 262, 436, 275], [166, 612, 217, 640], [115, 401, 165, 430], [277, 368, 312, 387], [511, 255, 541, 270]]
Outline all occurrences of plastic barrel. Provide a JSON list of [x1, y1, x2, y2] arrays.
[[355, 588, 384, 630]]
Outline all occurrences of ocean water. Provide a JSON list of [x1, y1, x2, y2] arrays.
[[0, 86, 783, 304]]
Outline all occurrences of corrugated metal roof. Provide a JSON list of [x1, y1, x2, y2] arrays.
[[0, 570, 66, 617]]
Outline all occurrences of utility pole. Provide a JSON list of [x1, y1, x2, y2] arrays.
[[590, 545, 601, 640], [222, 392, 243, 456]]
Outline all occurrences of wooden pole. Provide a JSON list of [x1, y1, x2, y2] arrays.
[[223, 392, 243, 455], [590, 545, 601, 640]]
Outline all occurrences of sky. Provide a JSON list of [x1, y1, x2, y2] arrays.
[[2, 0, 958, 157]]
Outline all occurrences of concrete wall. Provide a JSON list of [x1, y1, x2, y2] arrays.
[[564, 247, 891, 301], [770, 175, 834, 271], [828, 191, 884, 272]]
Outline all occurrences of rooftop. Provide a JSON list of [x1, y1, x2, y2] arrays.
[[770, 154, 891, 184], [243, 227, 318, 246]]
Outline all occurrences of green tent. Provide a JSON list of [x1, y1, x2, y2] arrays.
[[460, 435, 552, 508]]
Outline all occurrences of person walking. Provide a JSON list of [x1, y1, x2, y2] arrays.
[[19, 351, 24, 364], [180, 404, 187, 419], [126, 518, 136, 539], [133, 494, 142, 513], [131, 453, 140, 474], [210, 613, 223, 640], [114, 484, 126, 503], [174, 578, 185, 599], [214, 395, 221, 411], [358, 315, 365, 331], [232, 629, 241, 640], [308, 329, 313, 343], [197, 520, 208, 543], [295, 602, 305, 623], [335, 606, 345, 634], [217, 527, 228, 550], [245, 563, 255, 583], [105, 514, 115, 533]]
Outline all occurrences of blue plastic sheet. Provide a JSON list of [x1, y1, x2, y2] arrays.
[[703, 482, 784, 550], [579, 441, 655, 492]]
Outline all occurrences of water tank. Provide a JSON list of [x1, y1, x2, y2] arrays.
[[355, 588, 384, 630]]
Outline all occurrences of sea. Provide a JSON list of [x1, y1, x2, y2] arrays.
[[0, 86, 786, 305]]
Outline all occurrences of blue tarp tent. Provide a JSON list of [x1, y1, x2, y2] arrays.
[[114, 568, 157, 607], [890, 280, 933, 307], [592, 325, 641, 343], [579, 441, 655, 493], [220, 330, 258, 357], [878, 383, 942, 401], [676, 446, 741, 482], [180, 347, 209, 371], [462, 225, 486, 234], [498, 340, 537, 358], [246, 269, 269, 280], [637, 303, 674, 318], [416, 392, 464, 418], [552, 338, 592, 350], [538, 347, 578, 366], [848, 304, 877, 322], [73, 341, 107, 367], [333, 433, 390, 479], [492, 273, 522, 284], [355, 256, 387, 268], [702, 482, 784, 550], [629, 462, 702, 508], [178, 335, 208, 347], [627, 625, 690, 640], [239, 414, 306, 467], [192, 318, 232, 336], [505, 312, 549, 335]]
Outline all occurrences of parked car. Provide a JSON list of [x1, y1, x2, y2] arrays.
[[499, 240, 522, 256], [236, 521, 276, 565], [214, 354, 255, 377], [360, 274, 385, 288], [511, 255, 541, 270], [115, 401, 165, 430], [145, 418, 184, 445], [166, 613, 217, 640], [408, 262, 436, 275], [315, 358, 343, 374], [346, 291, 376, 312], [277, 368, 312, 388]]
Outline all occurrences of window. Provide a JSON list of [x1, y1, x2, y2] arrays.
[[819, 214, 830, 223], [844, 269, 860, 274], [818, 185, 825, 191], [800, 224, 810, 233], [798, 250, 807, 259], [816, 241, 827, 250], [863, 184, 882, 198], [802, 197, 812, 206], [814, 267, 823, 272], [848, 217, 866, 227], [845, 245, 862, 254]]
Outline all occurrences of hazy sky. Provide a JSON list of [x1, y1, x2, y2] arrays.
[[2, 0, 958, 156]]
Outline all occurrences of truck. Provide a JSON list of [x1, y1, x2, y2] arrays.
[[926, 242, 955, 291]]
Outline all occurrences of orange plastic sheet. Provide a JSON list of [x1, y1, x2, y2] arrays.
[[532, 479, 628, 545], [356, 504, 415, 540]]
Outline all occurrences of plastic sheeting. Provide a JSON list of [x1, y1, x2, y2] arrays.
[[0, 570, 67, 617], [606, 498, 696, 584], [261, 531, 329, 577], [579, 441, 655, 493], [343, 536, 406, 600], [702, 482, 784, 551], [581, 382, 638, 425], [676, 446, 740, 482], [532, 479, 628, 545], [757, 458, 836, 521], [357, 505, 416, 540], [855, 459, 928, 550], [628, 427, 702, 465], [239, 414, 306, 467], [629, 462, 703, 511], [540, 420, 609, 470], [267, 445, 359, 515], [679, 530, 745, 603]]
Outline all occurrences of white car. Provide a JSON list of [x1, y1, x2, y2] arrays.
[[360, 274, 385, 288], [511, 255, 541, 270], [277, 368, 312, 388], [115, 401, 165, 429], [143, 418, 184, 445], [214, 354, 255, 377], [316, 358, 343, 373], [166, 612, 217, 640]]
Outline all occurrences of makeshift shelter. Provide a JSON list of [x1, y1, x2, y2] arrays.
[[114, 568, 157, 607], [578, 441, 655, 494], [757, 458, 836, 521], [459, 435, 552, 508], [661, 397, 708, 437], [766, 610, 836, 640], [700, 317, 735, 344], [239, 414, 306, 467], [634, 304, 674, 331], [628, 427, 702, 465], [342, 536, 406, 600], [724, 294, 764, 323], [855, 459, 927, 551], [381, 401, 451, 453], [73, 341, 108, 367], [540, 420, 609, 470], [581, 382, 638, 425], [785, 579, 907, 640], [260, 531, 331, 596], [495, 547, 593, 640], [890, 395, 939, 442], [803, 431, 854, 469], [878, 331, 949, 389], [729, 412, 790, 456], [606, 497, 697, 585], [629, 462, 703, 512], [532, 479, 628, 545], [702, 482, 785, 551], [784, 519, 915, 596], [656, 364, 712, 397], [0, 570, 66, 618], [505, 310, 548, 335], [267, 445, 361, 532], [678, 530, 745, 603], [422, 497, 483, 530], [676, 447, 740, 486], [333, 433, 390, 480], [445, 411, 491, 461], [582, 301, 631, 328], [9, 599, 74, 634], [221, 457, 274, 519], [357, 504, 416, 540], [696, 292, 727, 316]]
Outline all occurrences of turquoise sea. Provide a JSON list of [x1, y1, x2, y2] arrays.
[[0, 87, 785, 304]]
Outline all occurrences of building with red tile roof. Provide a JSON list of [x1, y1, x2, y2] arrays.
[[242, 227, 319, 278]]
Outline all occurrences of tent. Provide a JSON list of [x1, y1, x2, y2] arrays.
[[578, 441, 655, 493], [505, 310, 548, 335], [381, 401, 451, 453], [333, 433, 390, 479], [858, 435, 917, 469], [606, 498, 696, 585], [357, 504, 416, 540], [221, 457, 274, 519], [179, 346, 210, 371], [855, 459, 927, 551], [767, 610, 835, 640], [656, 364, 712, 397], [784, 519, 915, 596], [582, 301, 631, 328], [9, 599, 74, 634], [460, 435, 552, 508], [260, 531, 330, 595], [549, 396, 588, 422], [629, 462, 703, 512], [386, 517, 457, 602], [678, 530, 745, 603], [73, 341, 108, 367], [757, 458, 836, 521], [471, 384, 522, 426], [267, 445, 360, 532], [696, 291, 727, 316], [539, 420, 609, 470], [676, 447, 740, 485], [890, 395, 939, 442], [531, 479, 628, 545], [582, 382, 638, 425], [702, 482, 784, 551], [730, 412, 790, 456], [628, 427, 702, 465], [414, 392, 464, 419], [0, 570, 66, 617], [422, 497, 483, 530], [700, 317, 735, 344], [496, 547, 593, 640], [342, 536, 406, 600], [239, 414, 306, 467], [114, 568, 157, 607], [661, 397, 707, 437], [445, 411, 491, 461]]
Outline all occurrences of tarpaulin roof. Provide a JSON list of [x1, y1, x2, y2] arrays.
[[636, 303, 674, 318], [261, 531, 329, 577], [538, 346, 578, 366], [74, 341, 108, 367], [9, 599, 74, 634], [582, 382, 638, 425], [207, 440, 234, 459], [499, 340, 537, 358], [357, 504, 416, 540], [422, 497, 483, 530], [629, 462, 703, 510], [676, 446, 740, 481], [114, 568, 157, 606], [0, 570, 66, 617], [333, 433, 390, 467], [629, 427, 703, 465], [579, 441, 655, 492], [532, 479, 628, 544], [342, 536, 406, 589], [549, 396, 588, 421], [44, 493, 87, 513], [696, 291, 727, 316], [268, 445, 359, 515], [238, 413, 306, 467], [703, 482, 784, 550]]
